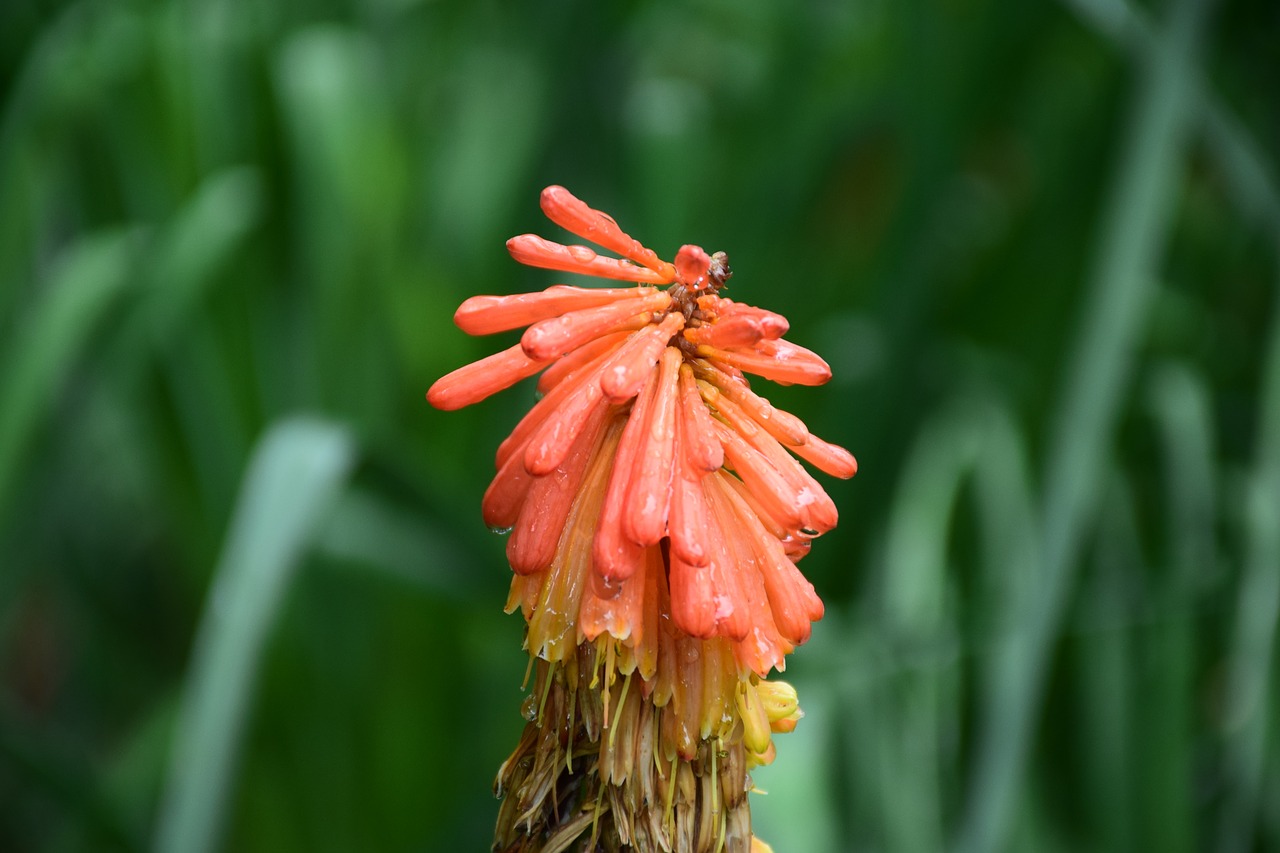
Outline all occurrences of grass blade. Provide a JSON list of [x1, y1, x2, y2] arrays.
[[1218, 269, 1280, 852], [875, 408, 980, 852], [956, 0, 1209, 848], [0, 229, 138, 524], [313, 487, 478, 597], [1063, 0, 1280, 237], [128, 167, 264, 349], [152, 418, 355, 853]]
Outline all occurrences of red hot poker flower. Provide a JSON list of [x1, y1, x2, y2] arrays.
[[429, 186, 856, 853], [428, 187, 853, 661]]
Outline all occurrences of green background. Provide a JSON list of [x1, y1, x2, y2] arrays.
[[2, 0, 1278, 850]]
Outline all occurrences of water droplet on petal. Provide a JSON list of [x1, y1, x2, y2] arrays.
[[490, 525, 514, 535]]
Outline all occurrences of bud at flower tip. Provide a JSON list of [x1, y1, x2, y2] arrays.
[[675, 244, 713, 287]]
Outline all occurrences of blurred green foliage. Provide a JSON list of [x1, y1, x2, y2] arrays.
[[1, 0, 1278, 850]]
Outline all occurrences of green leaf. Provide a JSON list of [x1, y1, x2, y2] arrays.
[[314, 486, 479, 597], [152, 418, 355, 853], [0, 229, 138, 520], [131, 167, 264, 348]]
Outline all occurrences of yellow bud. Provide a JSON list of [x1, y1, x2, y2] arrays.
[[751, 837, 776, 853], [745, 740, 776, 769], [771, 711, 802, 734], [756, 680, 800, 722], [736, 682, 773, 755]]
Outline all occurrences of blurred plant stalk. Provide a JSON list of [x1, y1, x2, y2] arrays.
[[957, 0, 1209, 849]]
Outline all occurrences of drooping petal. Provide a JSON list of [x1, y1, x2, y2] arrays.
[[454, 285, 654, 335], [729, 560, 791, 680], [593, 373, 657, 582], [669, 553, 717, 639], [599, 313, 685, 402], [508, 235, 672, 284], [670, 476, 751, 641], [525, 418, 622, 661], [717, 477, 824, 644], [669, 633, 705, 760], [507, 403, 610, 574], [677, 364, 723, 473], [496, 339, 620, 469], [696, 362, 809, 447], [636, 546, 662, 681], [697, 338, 831, 386], [539, 186, 676, 281], [705, 389, 837, 534], [723, 474, 789, 542], [791, 432, 859, 479], [713, 420, 807, 532], [706, 474, 777, 643], [622, 347, 682, 546], [682, 315, 771, 350], [668, 412, 712, 567], [737, 681, 772, 755], [580, 539, 648, 644], [730, 600, 791, 678], [522, 290, 671, 361], [426, 343, 548, 411], [522, 373, 610, 476], [650, 568, 678, 710], [711, 298, 789, 339], [503, 572, 541, 622], [702, 512, 752, 642], [536, 330, 631, 394], [699, 639, 735, 740], [669, 471, 712, 568], [482, 448, 535, 531]]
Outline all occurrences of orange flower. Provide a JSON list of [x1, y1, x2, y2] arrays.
[[428, 186, 854, 672], [429, 186, 855, 852]]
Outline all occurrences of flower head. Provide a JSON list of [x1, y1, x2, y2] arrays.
[[429, 186, 854, 666], [428, 186, 855, 852]]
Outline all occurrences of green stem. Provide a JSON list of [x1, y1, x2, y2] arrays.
[[1218, 260, 1280, 852]]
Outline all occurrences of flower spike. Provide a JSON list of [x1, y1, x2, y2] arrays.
[[428, 185, 856, 853]]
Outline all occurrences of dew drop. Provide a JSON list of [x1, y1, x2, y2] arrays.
[[489, 525, 514, 535], [521, 694, 537, 721]]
